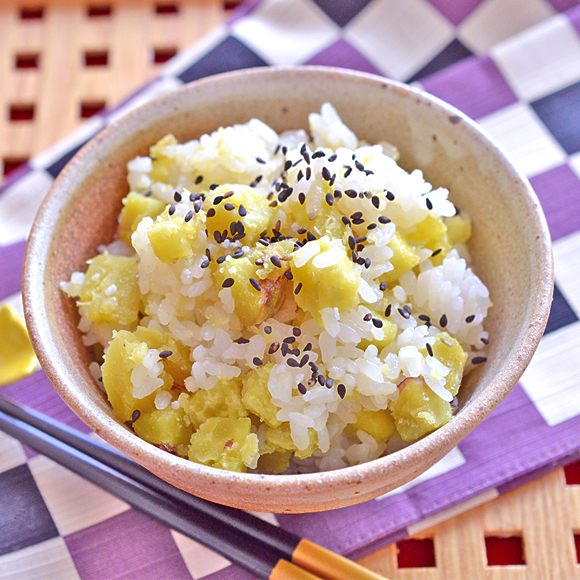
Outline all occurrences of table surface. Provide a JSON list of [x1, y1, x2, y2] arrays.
[[1, 1, 580, 578]]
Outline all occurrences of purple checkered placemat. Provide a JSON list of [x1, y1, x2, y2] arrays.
[[2, 1, 580, 578]]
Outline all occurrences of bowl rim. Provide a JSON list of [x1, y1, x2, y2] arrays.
[[22, 65, 554, 499]]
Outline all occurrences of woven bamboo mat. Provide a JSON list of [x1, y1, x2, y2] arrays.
[[1, 1, 580, 578]]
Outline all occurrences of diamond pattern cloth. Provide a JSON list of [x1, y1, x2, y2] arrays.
[[2, 1, 580, 578]]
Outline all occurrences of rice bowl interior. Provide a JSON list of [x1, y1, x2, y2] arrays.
[[23, 67, 552, 512]]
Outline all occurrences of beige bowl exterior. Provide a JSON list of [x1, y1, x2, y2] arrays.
[[23, 66, 553, 513]]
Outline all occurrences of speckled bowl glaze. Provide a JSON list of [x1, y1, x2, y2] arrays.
[[23, 66, 553, 513]]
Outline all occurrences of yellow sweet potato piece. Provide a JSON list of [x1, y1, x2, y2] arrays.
[[188, 417, 259, 472], [184, 377, 247, 429], [348, 409, 396, 443], [264, 423, 317, 460], [241, 364, 281, 428], [79, 253, 140, 326], [133, 407, 193, 456], [430, 332, 467, 397], [118, 192, 166, 246], [290, 236, 359, 322], [389, 377, 452, 442], [381, 231, 420, 286]]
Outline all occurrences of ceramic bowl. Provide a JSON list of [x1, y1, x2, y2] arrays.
[[23, 66, 553, 513]]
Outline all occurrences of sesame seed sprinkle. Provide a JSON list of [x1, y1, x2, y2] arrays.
[[398, 307, 410, 319], [337, 384, 346, 399], [207, 208, 216, 217], [294, 282, 303, 295], [298, 383, 307, 395], [222, 278, 234, 288], [380, 282, 387, 292], [385, 304, 392, 317], [386, 190, 395, 201], [426, 342, 434, 357], [426, 198, 433, 210], [131, 410, 141, 422], [169, 205, 176, 216], [293, 327, 301, 336], [363, 313, 372, 322], [159, 350, 173, 358], [184, 210, 194, 222], [439, 314, 448, 328], [372, 318, 383, 328], [465, 314, 475, 323], [378, 216, 391, 224], [431, 248, 442, 257], [287, 358, 299, 368], [481, 337, 490, 345], [285, 270, 293, 280], [224, 203, 235, 211], [249, 277, 261, 291], [253, 357, 263, 366], [268, 342, 280, 354], [173, 192, 182, 202], [472, 356, 487, 365], [345, 189, 358, 199], [325, 193, 334, 206], [271, 255, 282, 268], [195, 175, 203, 184], [200, 258, 210, 269]]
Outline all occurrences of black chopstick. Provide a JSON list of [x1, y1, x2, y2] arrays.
[[0, 398, 387, 580]]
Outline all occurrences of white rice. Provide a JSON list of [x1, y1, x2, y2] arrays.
[[62, 103, 491, 473]]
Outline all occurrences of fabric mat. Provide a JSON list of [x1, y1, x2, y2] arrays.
[[1, 1, 580, 578]]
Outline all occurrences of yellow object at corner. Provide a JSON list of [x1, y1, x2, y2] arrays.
[[0, 302, 39, 386]]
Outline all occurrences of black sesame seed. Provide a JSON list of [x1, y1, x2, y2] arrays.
[[299, 192, 306, 205], [465, 314, 475, 323], [342, 216, 351, 226], [367, 223, 377, 230], [268, 342, 280, 354], [357, 244, 364, 252], [325, 377, 333, 389], [378, 216, 391, 224], [284, 270, 293, 280], [298, 383, 307, 395], [207, 208, 216, 218], [283, 337, 295, 344], [304, 342, 312, 351], [217, 256, 226, 264], [312, 150, 326, 159], [184, 210, 194, 222], [418, 314, 430, 322], [213, 231, 222, 243], [145, 190, 152, 197], [194, 201, 202, 213], [195, 175, 204, 185], [271, 255, 282, 268], [258, 238, 269, 246], [322, 167, 331, 181], [274, 144, 281, 155], [249, 277, 262, 291], [439, 314, 448, 328], [398, 307, 410, 319], [294, 283, 303, 295], [306, 167, 312, 180], [363, 313, 372, 322], [344, 166, 353, 178], [256, 157, 266, 164], [328, 153, 337, 162], [300, 143, 310, 164], [174, 191, 182, 202], [352, 250, 358, 262], [200, 258, 210, 269], [386, 190, 395, 201], [351, 211, 363, 220], [317, 375, 325, 386], [403, 304, 412, 314], [159, 350, 173, 358], [238, 205, 247, 217], [210, 183, 219, 190], [224, 203, 235, 211], [131, 409, 141, 422], [356, 236, 367, 244], [306, 231, 316, 242], [357, 257, 366, 266], [213, 196, 223, 205], [292, 327, 301, 337], [426, 198, 433, 210], [431, 248, 443, 257], [355, 160, 364, 171], [472, 356, 487, 365], [337, 384, 346, 399], [372, 318, 383, 328], [385, 304, 392, 317], [325, 192, 334, 206], [380, 282, 387, 292], [348, 236, 356, 250], [481, 337, 490, 345], [253, 357, 263, 366], [291, 348, 300, 356], [287, 358, 299, 368], [345, 189, 358, 199], [222, 278, 234, 288], [426, 342, 434, 357], [300, 355, 309, 367], [364, 258, 371, 269], [329, 174, 336, 187], [371, 196, 380, 209], [297, 170, 304, 181], [352, 218, 365, 225], [168, 205, 176, 216]]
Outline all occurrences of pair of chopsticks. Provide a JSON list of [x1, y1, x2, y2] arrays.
[[0, 397, 387, 580]]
